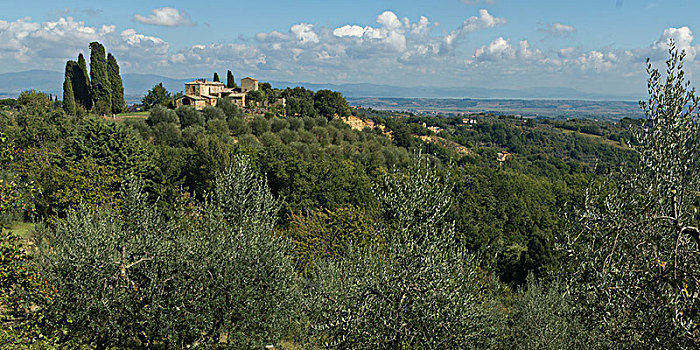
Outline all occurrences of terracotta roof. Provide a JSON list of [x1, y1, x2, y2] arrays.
[[242, 77, 258, 82]]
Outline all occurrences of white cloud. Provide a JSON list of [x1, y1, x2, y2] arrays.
[[460, 9, 507, 33], [333, 25, 366, 38], [473, 37, 543, 62], [538, 22, 576, 37], [575, 51, 618, 72], [517, 40, 544, 60], [376, 11, 402, 30], [133, 7, 195, 27], [649, 26, 699, 61], [290, 23, 319, 45], [442, 9, 507, 54], [474, 37, 515, 61], [0, 16, 171, 72]]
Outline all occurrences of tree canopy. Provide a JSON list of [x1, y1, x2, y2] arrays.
[[141, 83, 173, 110], [107, 53, 125, 115], [89, 41, 112, 115]]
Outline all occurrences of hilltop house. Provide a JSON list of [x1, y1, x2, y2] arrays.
[[241, 77, 259, 93], [175, 76, 287, 111], [175, 79, 250, 110]]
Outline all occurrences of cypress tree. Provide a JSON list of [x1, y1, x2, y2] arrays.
[[63, 61, 77, 115], [89, 41, 112, 115], [226, 70, 237, 89], [107, 53, 125, 115], [74, 53, 92, 110], [213, 72, 220, 82]]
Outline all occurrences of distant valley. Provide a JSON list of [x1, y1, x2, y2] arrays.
[[347, 97, 645, 121]]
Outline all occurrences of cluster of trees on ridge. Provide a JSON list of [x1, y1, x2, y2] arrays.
[[141, 77, 351, 119], [61, 42, 125, 116], [0, 43, 698, 348]]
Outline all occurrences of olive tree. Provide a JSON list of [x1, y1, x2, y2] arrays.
[[509, 275, 589, 350], [38, 155, 300, 349], [306, 157, 505, 349], [563, 42, 700, 348]]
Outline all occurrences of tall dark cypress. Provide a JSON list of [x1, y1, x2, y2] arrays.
[[107, 53, 125, 115], [89, 41, 111, 114], [226, 70, 236, 88], [213, 72, 220, 82], [74, 53, 92, 110], [62, 61, 77, 115]]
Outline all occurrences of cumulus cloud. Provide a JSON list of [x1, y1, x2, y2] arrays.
[[333, 25, 365, 38], [0, 16, 171, 72], [474, 37, 515, 61], [133, 7, 195, 27], [575, 51, 618, 72], [442, 9, 507, 54], [329, 11, 419, 53], [648, 26, 699, 61], [290, 23, 319, 45], [473, 37, 543, 62], [538, 22, 576, 37]]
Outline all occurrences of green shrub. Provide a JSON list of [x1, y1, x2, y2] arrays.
[[176, 106, 203, 128], [252, 116, 270, 136], [147, 104, 179, 126]]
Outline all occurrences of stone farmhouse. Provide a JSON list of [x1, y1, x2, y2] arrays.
[[176, 76, 275, 110], [241, 77, 259, 93]]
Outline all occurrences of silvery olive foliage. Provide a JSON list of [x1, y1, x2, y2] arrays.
[[306, 157, 506, 349], [562, 42, 700, 348], [38, 155, 299, 349], [509, 274, 589, 350]]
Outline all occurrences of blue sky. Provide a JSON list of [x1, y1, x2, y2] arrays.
[[1, 0, 699, 95]]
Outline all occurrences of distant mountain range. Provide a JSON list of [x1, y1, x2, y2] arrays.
[[0, 69, 643, 103]]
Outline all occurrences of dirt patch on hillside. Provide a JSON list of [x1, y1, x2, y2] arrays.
[[340, 115, 391, 137]]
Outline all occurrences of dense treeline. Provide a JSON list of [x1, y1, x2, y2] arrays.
[[0, 45, 698, 348]]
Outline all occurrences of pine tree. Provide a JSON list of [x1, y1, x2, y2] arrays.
[[62, 61, 77, 115], [89, 41, 112, 115], [74, 53, 92, 110], [107, 53, 125, 115], [213, 72, 220, 82], [226, 70, 237, 89]]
